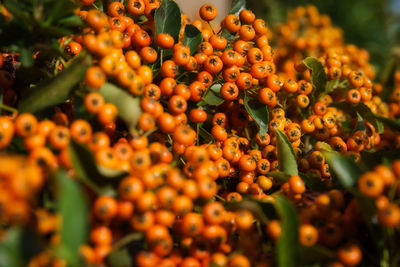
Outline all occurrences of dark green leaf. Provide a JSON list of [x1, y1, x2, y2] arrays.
[[229, 0, 246, 15], [299, 246, 335, 265], [325, 79, 348, 95], [361, 149, 400, 168], [68, 139, 125, 193], [107, 232, 143, 267], [266, 171, 290, 183], [299, 172, 329, 192], [198, 84, 224, 106], [107, 248, 132, 267], [0, 227, 43, 267], [154, 0, 181, 42], [330, 102, 384, 134], [225, 199, 270, 224], [47, 0, 79, 23], [199, 126, 215, 143], [57, 15, 86, 28], [275, 196, 300, 267], [19, 48, 33, 68], [219, 0, 246, 41], [18, 54, 91, 113], [3, 0, 33, 26], [323, 151, 363, 188], [220, 29, 236, 42], [275, 129, 298, 176], [244, 93, 269, 136], [303, 57, 327, 99], [56, 169, 89, 267], [182, 24, 202, 56], [374, 115, 400, 132], [98, 83, 141, 135], [379, 58, 397, 101]]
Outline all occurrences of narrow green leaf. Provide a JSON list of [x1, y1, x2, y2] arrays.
[[47, 0, 79, 23], [56, 169, 89, 267], [361, 149, 400, 168], [18, 54, 91, 113], [229, 0, 246, 15], [199, 126, 215, 143], [0, 227, 43, 267], [20, 48, 33, 68], [107, 232, 143, 266], [323, 151, 363, 189], [107, 248, 132, 267], [275, 196, 300, 267], [68, 139, 125, 192], [379, 57, 397, 101], [275, 129, 298, 176], [330, 102, 384, 134], [299, 172, 329, 192], [374, 115, 400, 132], [220, 0, 246, 41], [225, 199, 270, 224], [3, 0, 33, 26], [154, 0, 181, 42], [244, 93, 269, 136], [198, 84, 224, 106], [266, 171, 290, 183], [303, 57, 327, 99], [182, 24, 202, 56], [98, 83, 141, 135]]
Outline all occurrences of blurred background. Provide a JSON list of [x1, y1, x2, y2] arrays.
[[247, 0, 400, 75]]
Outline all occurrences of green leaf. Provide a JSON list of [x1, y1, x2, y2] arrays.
[[275, 196, 300, 267], [47, 0, 79, 23], [330, 102, 384, 134], [220, 0, 246, 41], [229, 0, 246, 15], [374, 115, 400, 132], [199, 126, 215, 143], [361, 149, 400, 167], [299, 172, 329, 192], [3, 0, 33, 26], [182, 24, 202, 56], [56, 169, 89, 267], [244, 93, 269, 136], [266, 171, 290, 183], [68, 139, 125, 193], [225, 199, 271, 224], [323, 151, 363, 189], [325, 79, 348, 95], [18, 54, 91, 113], [98, 83, 141, 135], [107, 248, 132, 267], [107, 232, 143, 267], [154, 0, 181, 42], [299, 246, 336, 265], [0, 227, 43, 267], [20, 48, 34, 68], [275, 129, 298, 176], [198, 84, 224, 106], [379, 57, 397, 101], [303, 57, 327, 99]]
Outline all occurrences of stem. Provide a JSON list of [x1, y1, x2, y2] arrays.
[[160, 49, 164, 68], [0, 103, 18, 115], [112, 232, 143, 252], [207, 21, 215, 35], [215, 194, 226, 202], [244, 127, 251, 140]]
